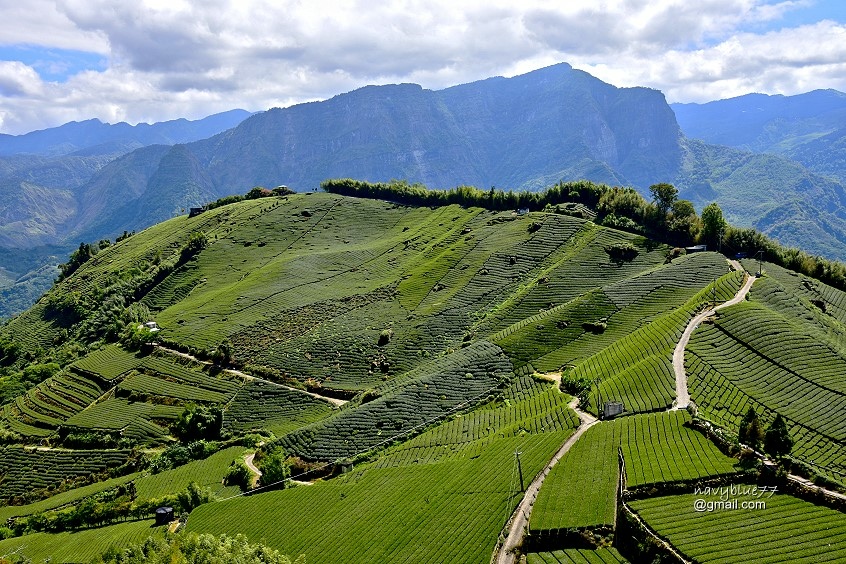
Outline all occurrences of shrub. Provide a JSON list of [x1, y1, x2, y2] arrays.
[[604, 242, 639, 262]]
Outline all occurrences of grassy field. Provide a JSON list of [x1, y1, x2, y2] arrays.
[[630, 491, 846, 563]]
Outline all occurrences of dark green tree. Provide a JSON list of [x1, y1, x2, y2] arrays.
[[180, 231, 209, 262], [213, 339, 233, 365], [58, 242, 95, 281], [649, 183, 679, 216], [21, 363, 60, 386], [701, 202, 727, 248], [764, 414, 794, 459], [224, 460, 252, 490], [94, 532, 302, 564], [738, 406, 764, 449], [173, 404, 222, 441], [258, 446, 291, 488]]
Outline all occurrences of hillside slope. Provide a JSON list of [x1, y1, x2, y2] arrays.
[[0, 191, 843, 562]]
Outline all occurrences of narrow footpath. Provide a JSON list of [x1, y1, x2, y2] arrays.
[[672, 264, 756, 410], [155, 345, 348, 407], [244, 453, 262, 489], [493, 396, 598, 564]]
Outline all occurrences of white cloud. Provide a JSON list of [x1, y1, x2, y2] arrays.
[[0, 0, 843, 133]]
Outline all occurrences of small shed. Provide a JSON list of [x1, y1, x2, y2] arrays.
[[189, 207, 205, 218], [142, 321, 160, 333], [685, 244, 707, 253], [155, 506, 174, 526], [517, 208, 530, 215], [603, 401, 624, 419]]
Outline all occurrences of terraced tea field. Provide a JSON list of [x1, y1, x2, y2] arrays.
[[687, 266, 846, 476], [630, 490, 846, 563], [619, 411, 738, 488], [527, 549, 629, 563], [0, 447, 133, 502], [531, 422, 621, 535], [0, 192, 843, 562], [0, 519, 161, 561], [187, 380, 575, 563]]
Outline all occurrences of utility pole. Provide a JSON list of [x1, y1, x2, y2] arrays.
[[756, 250, 764, 277], [712, 277, 717, 306], [515, 451, 525, 492], [718, 226, 724, 254]]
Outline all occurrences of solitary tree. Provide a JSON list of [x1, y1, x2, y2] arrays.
[[764, 414, 794, 459], [701, 202, 727, 247], [738, 406, 764, 449]]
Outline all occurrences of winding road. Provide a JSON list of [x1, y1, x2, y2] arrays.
[[493, 396, 598, 564], [672, 264, 756, 410]]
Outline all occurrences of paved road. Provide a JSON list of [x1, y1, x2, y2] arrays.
[[672, 269, 756, 410], [493, 397, 598, 564]]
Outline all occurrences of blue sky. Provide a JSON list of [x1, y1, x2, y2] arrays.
[[1, 0, 845, 134], [0, 45, 106, 82]]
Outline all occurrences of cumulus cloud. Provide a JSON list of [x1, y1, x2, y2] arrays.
[[0, 0, 843, 133]]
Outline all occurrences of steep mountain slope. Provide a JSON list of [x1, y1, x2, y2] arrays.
[[675, 140, 846, 258], [0, 112, 252, 319], [6, 64, 846, 323]]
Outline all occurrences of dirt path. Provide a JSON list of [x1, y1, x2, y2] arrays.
[[243, 452, 264, 489], [155, 346, 347, 407], [493, 397, 598, 564], [786, 470, 846, 502], [672, 270, 756, 410]]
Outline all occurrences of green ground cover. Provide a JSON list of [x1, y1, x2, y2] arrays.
[[0, 519, 161, 562], [630, 491, 846, 563], [527, 548, 629, 563], [0, 472, 140, 522], [187, 378, 575, 563], [0, 447, 133, 502], [70, 344, 145, 382], [222, 379, 335, 436], [277, 340, 514, 461], [688, 269, 846, 476], [1, 192, 843, 561], [531, 423, 621, 534], [134, 445, 246, 500], [63, 398, 183, 441], [618, 411, 738, 488]]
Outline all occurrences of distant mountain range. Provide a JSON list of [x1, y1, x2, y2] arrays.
[[0, 109, 253, 157], [3, 63, 846, 318], [672, 90, 846, 185], [0, 110, 252, 318]]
